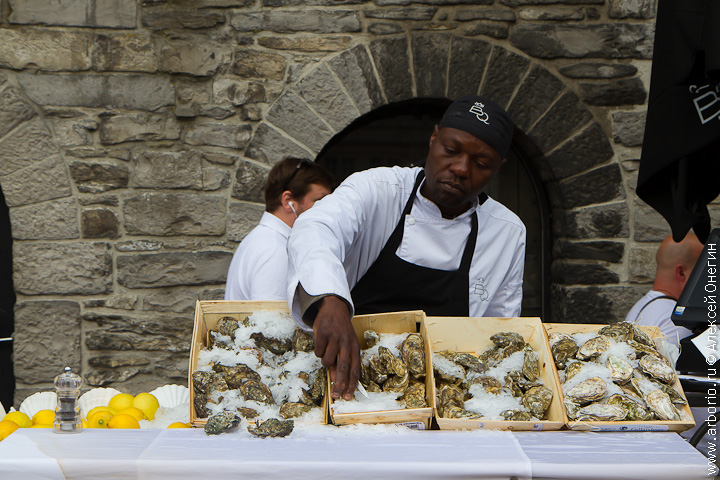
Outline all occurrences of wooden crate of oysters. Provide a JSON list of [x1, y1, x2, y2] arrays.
[[189, 301, 327, 436], [424, 317, 566, 431], [328, 310, 433, 429], [544, 322, 695, 432]]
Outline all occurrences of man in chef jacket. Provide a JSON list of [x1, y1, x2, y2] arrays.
[[225, 157, 334, 301], [286, 95, 526, 400]]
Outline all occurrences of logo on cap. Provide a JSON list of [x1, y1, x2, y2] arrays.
[[468, 102, 490, 125]]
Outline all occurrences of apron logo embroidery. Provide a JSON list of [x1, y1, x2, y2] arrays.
[[689, 84, 720, 125], [473, 277, 489, 301], [468, 102, 490, 125]]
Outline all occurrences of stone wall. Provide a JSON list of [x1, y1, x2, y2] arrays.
[[2, 0, 717, 406]]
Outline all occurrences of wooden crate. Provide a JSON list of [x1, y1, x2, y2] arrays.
[[189, 300, 327, 427], [424, 316, 566, 431], [544, 323, 695, 432], [328, 310, 433, 429]]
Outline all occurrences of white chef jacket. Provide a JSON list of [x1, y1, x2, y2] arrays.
[[225, 211, 291, 301], [286, 166, 526, 327], [624, 290, 692, 346]]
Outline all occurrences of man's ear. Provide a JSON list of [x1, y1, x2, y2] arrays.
[[280, 190, 294, 213], [676, 263, 689, 285]]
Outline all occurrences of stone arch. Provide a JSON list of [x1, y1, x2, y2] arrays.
[[242, 33, 626, 322]]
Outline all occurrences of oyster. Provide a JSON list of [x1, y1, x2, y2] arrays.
[[247, 418, 294, 438], [598, 322, 634, 343], [236, 406, 259, 419], [363, 330, 380, 348], [477, 346, 504, 369], [490, 332, 525, 349], [639, 355, 676, 385], [401, 333, 426, 377], [292, 328, 315, 353], [632, 326, 654, 347], [548, 332, 573, 346], [309, 367, 327, 403], [500, 409, 533, 421], [378, 347, 407, 377], [522, 386, 553, 419], [626, 339, 660, 358], [565, 377, 606, 405], [504, 373, 524, 397], [204, 411, 241, 435], [215, 316, 240, 338], [551, 337, 578, 369], [437, 383, 465, 410], [439, 351, 487, 374], [250, 332, 293, 356], [402, 380, 428, 408], [522, 346, 541, 383], [193, 392, 211, 418], [564, 361, 585, 381], [383, 370, 410, 394], [606, 354, 632, 385], [576, 336, 611, 361], [279, 401, 312, 419], [606, 394, 652, 421], [215, 364, 262, 389], [192, 370, 229, 395], [563, 399, 581, 420], [366, 358, 390, 385], [576, 404, 627, 422], [433, 357, 465, 385], [239, 379, 275, 405], [646, 390, 681, 421], [209, 331, 235, 350], [502, 342, 526, 359], [445, 406, 483, 419], [467, 375, 503, 395]]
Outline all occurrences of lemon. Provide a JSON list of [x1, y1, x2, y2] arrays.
[[107, 413, 140, 429], [109, 393, 135, 412], [86, 406, 117, 420], [167, 422, 191, 428], [31, 424, 52, 428], [0, 420, 19, 440], [133, 393, 159, 421], [87, 410, 113, 428], [32, 410, 55, 426], [3, 412, 31, 429], [117, 407, 145, 422]]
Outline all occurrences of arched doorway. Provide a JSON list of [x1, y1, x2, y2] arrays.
[[316, 99, 551, 319]]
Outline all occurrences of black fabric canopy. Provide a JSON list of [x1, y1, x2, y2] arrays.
[[637, 0, 720, 243]]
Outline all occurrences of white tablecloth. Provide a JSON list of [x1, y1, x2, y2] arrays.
[[0, 426, 710, 480]]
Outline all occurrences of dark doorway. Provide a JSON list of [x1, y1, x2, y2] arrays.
[[0, 185, 14, 410], [317, 99, 551, 319]]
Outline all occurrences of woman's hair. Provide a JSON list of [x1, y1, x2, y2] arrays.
[[264, 157, 335, 212]]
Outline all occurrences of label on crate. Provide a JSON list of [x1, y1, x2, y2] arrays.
[[532, 424, 543, 431], [396, 421, 426, 430], [588, 425, 670, 432]]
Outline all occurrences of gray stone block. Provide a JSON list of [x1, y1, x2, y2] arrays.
[[159, 40, 231, 77], [51, 115, 97, 147], [18, 73, 174, 110], [560, 202, 629, 239], [633, 199, 671, 241], [528, 90, 593, 152], [13, 242, 112, 295], [13, 301, 81, 384], [481, 47, 530, 108], [245, 123, 314, 166], [463, 22, 509, 39], [81, 208, 119, 239], [551, 261, 619, 285], [230, 10, 360, 33], [69, 160, 129, 193], [263, 0, 363, 4], [9, 0, 136, 28], [412, 33, 450, 98], [115, 240, 163, 252], [545, 123, 614, 180], [142, 7, 225, 29], [518, 7, 584, 20], [628, 246, 656, 283], [88, 353, 150, 368], [142, 289, 207, 314], [558, 164, 625, 209], [553, 240, 625, 263], [559, 62, 638, 79], [580, 77, 646, 106], [551, 285, 645, 324], [507, 65, 564, 132], [92, 33, 157, 72], [0, 117, 59, 176], [328, 45, 385, 115], [368, 23, 405, 35], [131, 150, 204, 190], [377, 0, 492, 4], [366, 7, 436, 20], [509, 24, 654, 59], [2, 156, 72, 207], [296, 64, 359, 132], [79, 195, 119, 207], [227, 202, 265, 242], [609, 0, 657, 19], [258, 35, 352, 52], [447, 36, 492, 100], [123, 193, 226, 236], [266, 92, 333, 153], [99, 112, 180, 145], [456, 8, 515, 21], [502, 0, 604, 5], [0, 84, 37, 139], [612, 110, 646, 147], [369, 37, 413, 103], [10, 197, 79, 240], [94, 0, 137, 28], [184, 122, 252, 149], [213, 79, 266, 106], [84, 296, 138, 310], [233, 49, 287, 80], [116, 251, 232, 288], [232, 160, 269, 202]]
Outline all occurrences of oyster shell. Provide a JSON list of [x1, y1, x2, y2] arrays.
[[445, 406, 483, 419], [204, 411, 241, 435], [214, 364, 261, 389], [626, 339, 660, 358], [606, 354, 633, 385], [309, 367, 326, 403], [209, 331, 235, 350], [378, 346, 407, 377], [551, 337, 578, 369], [576, 403, 627, 421], [522, 346, 540, 383], [437, 383, 465, 410], [598, 322, 634, 343], [215, 316, 240, 338], [606, 394, 652, 421], [522, 386, 553, 419], [193, 392, 211, 418], [500, 409, 533, 421], [477, 346, 504, 369], [564, 361, 585, 381], [565, 377, 607, 405], [433, 357, 465, 385], [631, 326, 654, 347], [236, 406, 259, 419], [548, 332, 573, 346], [363, 330, 380, 348], [383, 370, 410, 394], [247, 418, 294, 438], [504, 373, 524, 397], [502, 342, 525, 359], [646, 390, 681, 421], [192, 370, 229, 395], [490, 332, 525, 349], [401, 333, 426, 377], [402, 379, 428, 408], [367, 356, 390, 385], [563, 399, 581, 420], [576, 336, 611, 361], [292, 328, 315, 353], [439, 351, 487, 374], [239, 379, 275, 405], [250, 332, 293, 356], [467, 375, 503, 395], [639, 355, 676, 385], [279, 401, 312, 419]]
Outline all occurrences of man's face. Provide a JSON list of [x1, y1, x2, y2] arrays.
[[294, 183, 331, 215], [421, 126, 505, 218]]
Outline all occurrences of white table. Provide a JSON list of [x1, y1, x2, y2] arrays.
[[0, 426, 710, 480]]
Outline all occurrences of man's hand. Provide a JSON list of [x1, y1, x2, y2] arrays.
[[313, 295, 360, 401]]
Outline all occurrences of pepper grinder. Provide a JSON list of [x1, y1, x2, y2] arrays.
[[53, 366, 83, 434]]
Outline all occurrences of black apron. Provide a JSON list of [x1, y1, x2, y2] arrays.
[[351, 171, 478, 316]]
